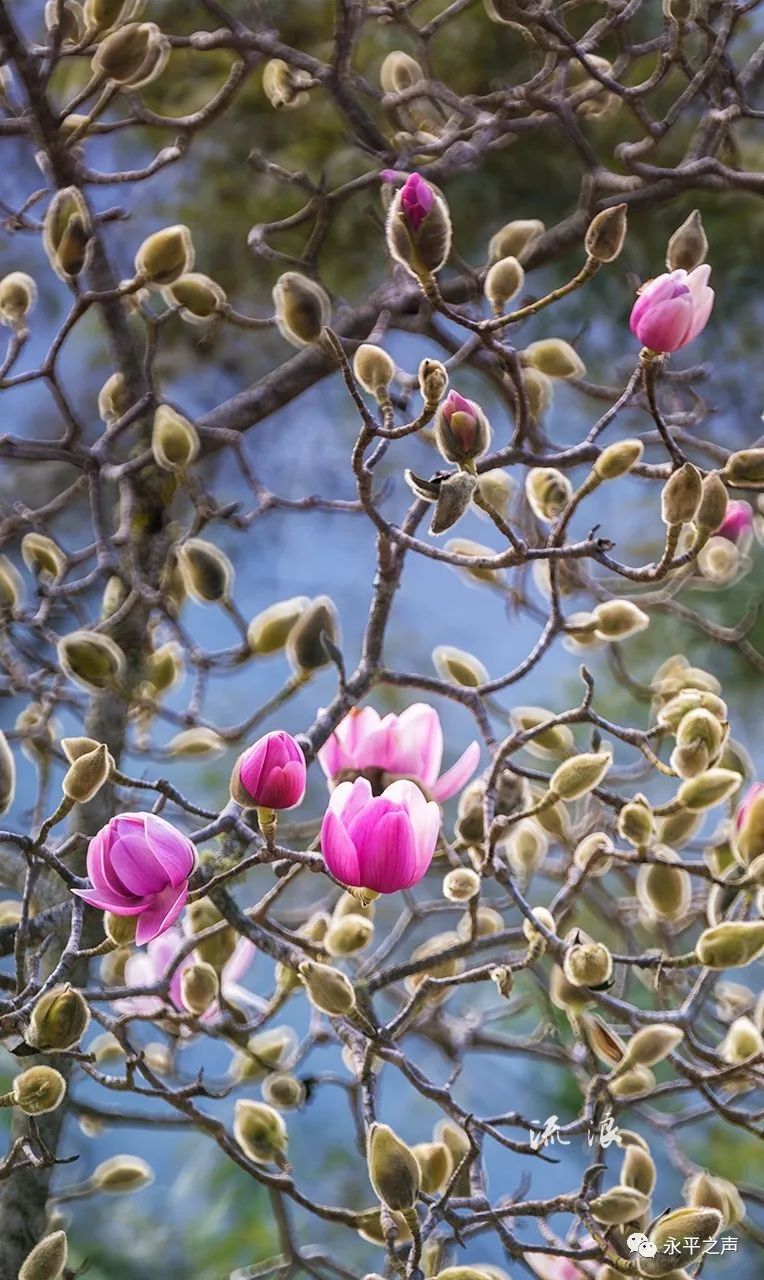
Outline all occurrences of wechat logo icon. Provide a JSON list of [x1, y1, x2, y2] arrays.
[[627, 1232, 658, 1259]]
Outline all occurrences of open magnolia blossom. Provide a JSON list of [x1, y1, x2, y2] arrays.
[[630, 264, 714, 353], [318, 703, 480, 801], [320, 775, 440, 892]]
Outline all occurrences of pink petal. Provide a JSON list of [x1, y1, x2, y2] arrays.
[[258, 760, 306, 810], [685, 285, 714, 344], [383, 780, 440, 881], [88, 826, 137, 901], [634, 295, 693, 352], [321, 808, 362, 886], [135, 882, 189, 946], [432, 739, 481, 802], [355, 808, 418, 893], [144, 813, 196, 884], [222, 939, 255, 986], [629, 273, 677, 332], [328, 776, 373, 823], [317, 736, 343, 779], [108, 831, 171, 897], [398, 704, 443, 785], [72, 887, 147, 914]]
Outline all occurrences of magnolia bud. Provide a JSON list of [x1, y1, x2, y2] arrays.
[[621, 1145, 657, 1196], [442, 867, 481, 903], [589, 1185, 651, 1225], [92, 22, 170, 90], [18, 1232, 67, 1280], [367, 1122, 420, 1212], [520, 366, 553, 420], [93, 1155, 154, 1193], [353, 344, 395, 399], [46, 0, 86, 42], [43, 187, 92, 280], [637, 849, 691, 923], [386, 175, 452, 278], [563, 941, 613, 989], [0, 272, 37, 329], [521, 339, 584, 380], [593, 438, 644, 480], [62, 742, 111, 804], [163, 272, 226, 322], [525, 466, 574, 523], [167, 728, 225, 758], [666, 209, 707, 273], [608, 1065, 655, 1099], [0, 731, 15, 815], [232, 1028, 296, 1082], [445, 538, 503, 587], [502, 819, 548, 878], [488, 219, 544, 263], [582, 1014, 626, 1066], [573, 831, 614, 877], [484, 255, 524, 312], [697, 536, 741, 586], [695, 471, 728, 531], [186, 898, 237, 971], [640, 1208, 722, 1277], [298, 961, 356, 1016], [324, 914, 374, 957], [430, 472, 478, 535], [262, 1071, 305, 1110], [675, 709, 726, 765], [21, 533, 65, 581], [151, 405, 199, 472], [617, 796, 655, 847], [620, 1024, 684, 1069], [593, 598, 649, 641], [676, 768, 742, 811], [661, 462, 703, 526], [104, 912, 137, 947], [696, 921, 764, 969], [84, 0, 145, 32], [98, 371, 132, 425], [27, 984, 90, 1050], [405, 932, 462, 994], [273, 271, 330, 347], [585, 203, 627, 263], [58, 630, 125, 691], [177, 538, 233, 605], [435, 391, 491, 465], [234, 1099, 288, 1164], [549, 750, 611, 801], [657, 688, 727, 732], [180, 961, 219, 1015], [262, 58, 311, 109], [725, 448, 764, 489], [510, 707, 575, 759], [286, 595, 339, 673], [432, 644, 488, 687], [247, 596, 309, 656], [721, 1014, 763, 1064], [419, 357, 449, 406], [735, 788, 764, 865], [135, 224, 193, 286], [685, 1171, 744, 1226], [12, 1066, 67, 1115], [145, 641, 183, 696], [412, 1141, 452, 1195]]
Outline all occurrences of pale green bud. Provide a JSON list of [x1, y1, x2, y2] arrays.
[[696, 921, 764, 969], [549, 749, 612, 801], [353, 343, 395, 399], [135, 224, 193, 286], [666, 209, 707, 273], [621, 1144, 657, 1196], [234, 1099, 288, 1164], [84, 0, 145, 32], [520, 366, 553, 421], [93, 1154, 154, 1193], [585, 203, 627, 263], [93, 22, 170, 90], [657, 689, 727, 732], [725, 448, 764, 489], [477, 468, 513, 517], [608, 1065, 655, 1099], [262, 1071, 306, 1110], [0, 730, 15, 815], [166, 728, 225, 758], [429, 472, 478, 535], [488, 219, 544, 263], [262, 58, 311, 109], [180, 961, 219, 1015], [104, 912, 137, 947], [510, 706, 575, 759], [589, 1185, 651, 1225], [676, 768, 742, 811], [98, 371, 131, 425], [444, 538, 504, 587], [522, 907, 556, 942], [661, 462, 703, 526], [573, 831, 614, 876], [247, 596, 309, 656], [418, 357, 448, 406], [582, 1014, 626, 1066], [21, 533, 65, 580], [405, 931, 462, 993], [525, 466, 572, 521], [636, 848, 691, 923], [231, 1027, 296, 1082], [286, 595, 339, 673], [432, 644, 488, 687], [695, 471, 728, 531], [151, 404, 199, 472], [563, 941, 613, 989], [442, 867, 481, 903], [273, 271, 330, 347], [620, 1024, 684, 1069], [19, 1232, 67, 1280], [593, 598, 649, 641], [62, 742, 111, 803], [617, 795, 655, 848], [720, 1014, 763, 1064], [0, 556, 22, 609], [163, 272, 226, 322], [27, 984, 90, 1050], [484, 255, 524, 311], [368, 1122, 420, 1212], [0, 271, 37, 329], [521, 338, 584, 380], [177, 537, 233, 604], [501, 818, 548, 877], [412, 1141, 452, 1195], [324, 914, 374, 957], [640, 1208, 722, 1277], [58, 629, 125, 691], [298, 960, 356, 1016], [593, 438, 644, 480], [12, 1066, 67, 1116], [43, 187, 92, 280]]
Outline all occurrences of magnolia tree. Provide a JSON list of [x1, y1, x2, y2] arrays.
[[1, 1, 764, 1278]]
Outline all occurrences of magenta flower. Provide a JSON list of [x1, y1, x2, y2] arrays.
[[716, 499, 754, 546], [629, 265, 714, 353], [320, 776, 440, 893], [400, 173, 434, 232], [74, 813, 195, 946], [441, 390, 479, 450], [237, 730, 306, 810], [735, 781, 764, 834], [116, 927, 255, 1019], [318, 702, 480, 802]]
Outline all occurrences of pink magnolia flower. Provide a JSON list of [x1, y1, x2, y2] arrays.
[[320, 776, 440, 893], [237, 730, 306, 810], [629, 265, 713, 353], [716, 499, 754, 546], [116, 927, 255, 1019], [441, 390, 480, 452], [317, 703, 480, 802], [400, 173, 434, 232], [735, 781, 764, 833], [74, 813, 195, 946]]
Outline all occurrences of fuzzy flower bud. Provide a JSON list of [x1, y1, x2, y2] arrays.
[[563, 940, 613, 989], [585, 203, 627, 263], [386, 173, 452, 278], [163, 272, 226, 322], [593, 438, 644, 480], [151, 405, 199, 473], [694, 471, 728, 532], [429, 472, 478, 535], [435, 391, 491, 465], [484, 255, 524, 312], [433, 644, 489, 687], [418, 358, 448, 407], [286, 595, 340, 673], [620, 1024, 684, 1070], [180, 961, 219, 1015], [135, 225, 194, 286], [593, 598, 650, 641], [522, 338, 584, 380], [412, 1142, 452, 1196], [525, 467, 573, 522], [676, 767, 742, 812], [177, 538, 233, 605], [0, 272, 37, 329], [639, 1208, 722, 1277], [273, 271, 331, 347], [43, 187, 92, 281], [589, 1186, 651, 1225], [234, 1100, 288, 1164], [488, 219, 544, 263], [27, 984, 90, 1051], [93, 1155, 154, 1193], [11, 1066, 67, 1116], [92, 22, 170, 90], [636, 848, 691, 923], [262, 58, 311, 109], [324, 914, 375, 957], [725, 448, 764, 489], [247, 597, 309, 656], [549, 749, 612, 801], [262, 1071, 305, 1110], [58, 629, 125, 692], [367, 1122, 420, 1213], [573, 831, 614, 877], [298, 960, 356, 1016], [661, 462, 703, 526], [18, 1232, 67, 1280], [62, 742, 111, 804], [696, 921, 764, 969], [617, 796, 655, 847], [666, 209, 707, 273], [442, 867, 481, 903], [353, 344, 395, 399], [98, 371, 132, 425]]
